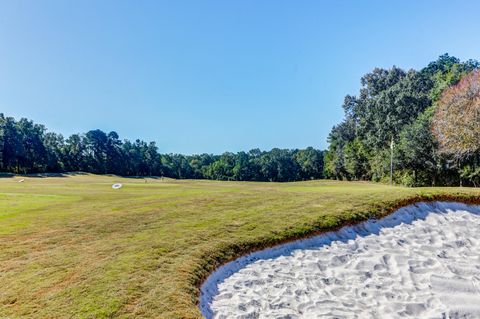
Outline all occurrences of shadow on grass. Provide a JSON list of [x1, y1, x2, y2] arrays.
[[0, 172, 91, 178], [0, 172, 169, 179]]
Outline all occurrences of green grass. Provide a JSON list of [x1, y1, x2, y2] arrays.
[[0, 174, 479, 318]]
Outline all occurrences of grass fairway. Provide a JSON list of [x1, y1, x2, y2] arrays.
[[1, 174, 479, 318]]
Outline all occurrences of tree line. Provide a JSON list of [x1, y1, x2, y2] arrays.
[[3, 54, 479, 186], [324, 54, 480, 186], [0, 115, 324, 182]]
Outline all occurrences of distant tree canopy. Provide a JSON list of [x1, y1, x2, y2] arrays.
[[0, 114, 324, 182], [3, 54, 480, 187], [325, 54, 480, 186]]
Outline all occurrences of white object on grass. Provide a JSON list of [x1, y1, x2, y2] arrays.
[[112, 183, 123, 189], [18, 179, 25, 183]]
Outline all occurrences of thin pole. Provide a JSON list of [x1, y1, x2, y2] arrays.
[[390, 137, 394, 185]]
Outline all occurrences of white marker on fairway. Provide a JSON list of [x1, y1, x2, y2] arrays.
[[18, 179, 25, 183], [112, 183, 123, 189]]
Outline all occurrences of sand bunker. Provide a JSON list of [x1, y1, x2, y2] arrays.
[[200, 202, 480, 318]]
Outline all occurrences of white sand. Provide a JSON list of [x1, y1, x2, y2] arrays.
[[200, 202, 480, 319]]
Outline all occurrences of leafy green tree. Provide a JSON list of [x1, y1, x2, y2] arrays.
[[189, 154, 215, 179], [64, 134, 87, 172], [294, 147, 324, 180], [204, 152, 236, 180], [232, 151, 254, 181], [344, 139, 370, 180], [323, 119, 355, 180], [0, 114, 24, 172], [85, 129, 109, 173], [326, 54, 479, 186], [105, 131, 123, 174], [16, 118, 48, 173], [44, 132, 65, 172], [396, 108, 438, 186]]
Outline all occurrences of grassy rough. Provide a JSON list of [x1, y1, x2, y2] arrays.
[[0, 174, 479, 318]]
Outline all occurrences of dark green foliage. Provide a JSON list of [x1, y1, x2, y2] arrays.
[[295, 147, 324, 180], [325, 54, 480, 186], [0, 114, 324, 182], [344, 139, 370, 180]]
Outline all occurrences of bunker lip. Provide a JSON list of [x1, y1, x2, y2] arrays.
[[194, 194, 480, 317], [201, 201, 480, 317]]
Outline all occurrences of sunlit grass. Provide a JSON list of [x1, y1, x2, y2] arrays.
[[0, 174, 479, 318]]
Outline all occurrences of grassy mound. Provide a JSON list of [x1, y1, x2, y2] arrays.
[[0, 174, 479, 318]]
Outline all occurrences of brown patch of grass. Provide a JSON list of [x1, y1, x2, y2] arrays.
[[0, 175, 479, 318]]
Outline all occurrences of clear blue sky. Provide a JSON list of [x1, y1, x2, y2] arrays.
[[1, 1, 479, 154]]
